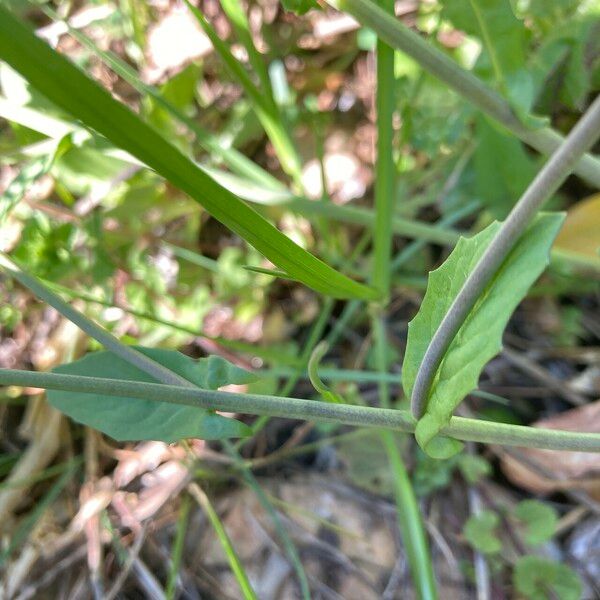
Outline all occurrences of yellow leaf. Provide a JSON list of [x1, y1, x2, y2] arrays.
[[555, 194, 600, 261]]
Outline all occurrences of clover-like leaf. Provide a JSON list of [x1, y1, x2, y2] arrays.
[[463, 510, 502, 555], [513, 500, 558, 546], [457, 454, 491, 484], [402, 213, 564, 458], [48, 347, 255, 442], [513, 556, 581, 600]]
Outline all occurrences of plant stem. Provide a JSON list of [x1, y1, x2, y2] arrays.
[[183, 0, 303, 185], [188, 483, 258, 600], [2, 368, 599, 452], [0, 253, 311, 595], [223, 443, 311, 599], [287, 198, 461, 245], [410, 94, 600, 418], [371, 8, 438, 595], [327, 0, 600, 187]]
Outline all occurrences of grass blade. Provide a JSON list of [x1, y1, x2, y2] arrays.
[[165, 494, 191, 600], [188, 483, 258, 600], [219, 0, 273, 97], [0, 5, 377, 300], [370, 2, 438, 594], [38, 2, 282, 190], [183, 0, 303, 184]]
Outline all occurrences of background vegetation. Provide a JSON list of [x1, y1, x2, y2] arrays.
[[0, 0, 599, 598]]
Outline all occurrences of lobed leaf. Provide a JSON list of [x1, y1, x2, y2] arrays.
[[403, 213, 564, 458], [513, 556, 581, 600], [48, 348, 254, 442], [513, 500, 558, 546], [463, 510, 502, 554], [0, 6, 377, 301]]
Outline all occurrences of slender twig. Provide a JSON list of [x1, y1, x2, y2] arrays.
[[411, 95, 600, 418], [326, 0, 600, 187], [1, 368, 600, 452]]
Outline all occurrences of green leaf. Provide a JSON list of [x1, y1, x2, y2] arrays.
[[0, 5, 377, 302], [160, 64, 200, 110], [441, 0, 527, 82], [280, 0, 319, 15], [513, 556, 582, 600], [457, 454, 491, 484], [441, 0, 542, 122], [513, 500, 558, 546], [48, 348, 254, 442], [402, 213, 564, 458], [463, 510, 502, 554], [472, 115, 538, 218], [413, 450, 459, 496], [0, 134, 71, 223]]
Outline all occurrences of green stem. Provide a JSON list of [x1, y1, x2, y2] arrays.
[[183, 0, 303, 185], [0, 254, 311, 596], [372, 15, 396, 298], [327, 0, 600, 187], [1, 368, 599, 452], [286, 198, 460, 246], [223, 442, 311, 599], [188, 483, 258, 600], [410, 94, 600, 418], [380, 431, 437, 597], [371, 6, 438, 595]]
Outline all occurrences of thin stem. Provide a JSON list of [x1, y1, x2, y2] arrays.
[[326, 0, 600, 187], [1, 368, 599, 452], [410, 95, 600, 418], [0, 254, 312, 596], [287, 197, 461, 245], [223, 443, 311, 599], [371, 9, 438, 596], [188, 483, 258, 600], [372, 5, 396, 298], [0, 254, 187, 387], [381, 431, 437, 598]]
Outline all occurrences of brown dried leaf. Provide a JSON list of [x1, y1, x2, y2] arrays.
[[501, 401, 600, 498]]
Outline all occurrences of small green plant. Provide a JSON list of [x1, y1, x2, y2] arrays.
[[463, 500, 581, 600], [1, 2, 599, 599]]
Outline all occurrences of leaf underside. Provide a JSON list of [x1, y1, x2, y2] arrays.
[[402, 213, 565, 458], [48, 348, 255, 442]]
